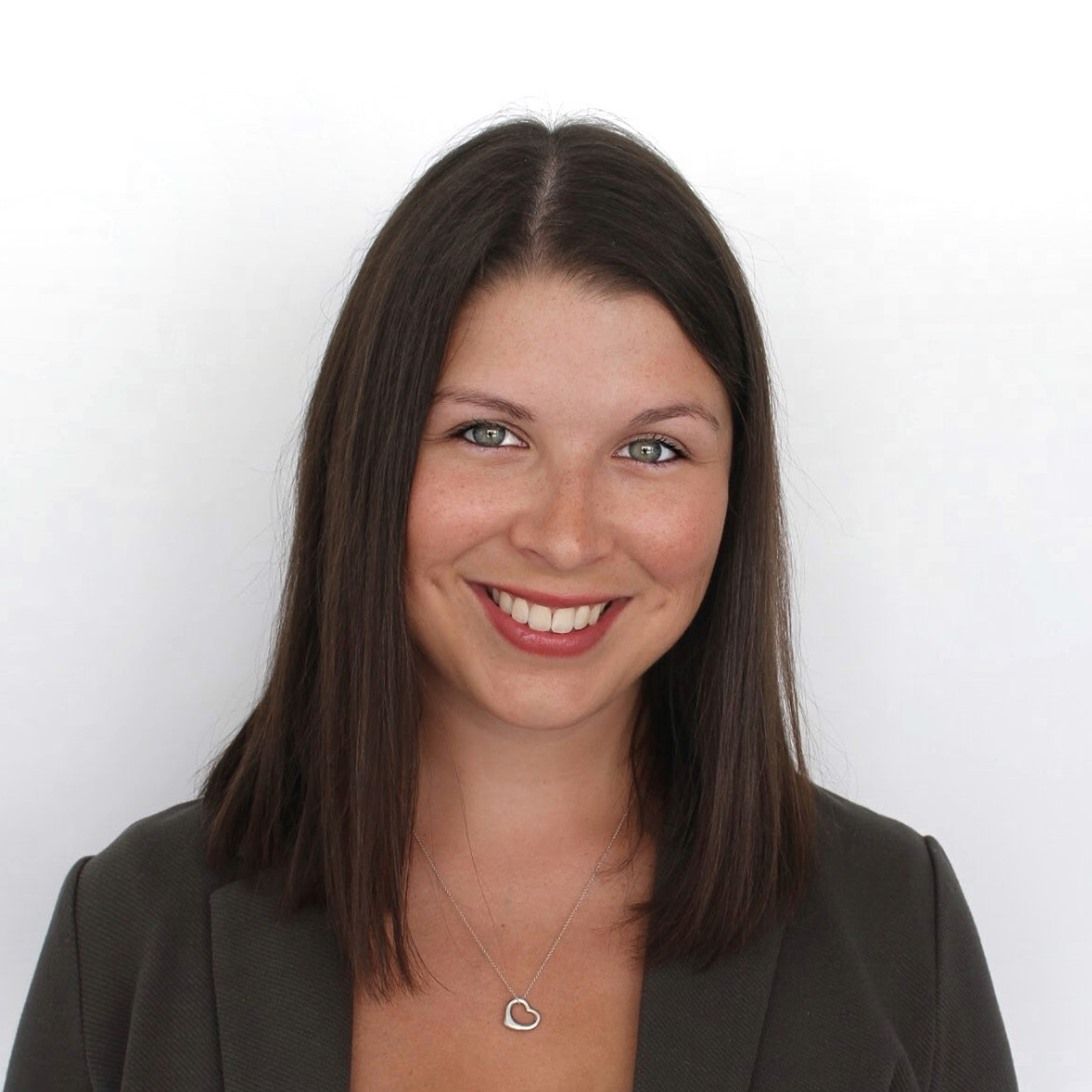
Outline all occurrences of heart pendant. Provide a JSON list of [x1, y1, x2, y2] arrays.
[[503, 996, 541, 1031]]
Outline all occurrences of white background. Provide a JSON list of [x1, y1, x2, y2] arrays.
[[2, 1, 1087, 1087]]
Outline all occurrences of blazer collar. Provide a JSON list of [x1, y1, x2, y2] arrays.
[[210, 870, 786, 1091]]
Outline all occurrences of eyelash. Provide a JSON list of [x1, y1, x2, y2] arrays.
[[446, 419, 689, 468]]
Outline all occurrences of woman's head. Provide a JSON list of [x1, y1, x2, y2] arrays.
[[202, 114, 815, 998], [313, 116, 770, 741]]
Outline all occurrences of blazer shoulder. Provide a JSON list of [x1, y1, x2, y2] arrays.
[[76, 797, 225, 990], [805, 786, 1018, 1089], [10, 800, 226, 1090], [812, 786, 930, 860], [813, 784, 929, 857], [809, 785, 935, 933], [78, 798, 215, 912]]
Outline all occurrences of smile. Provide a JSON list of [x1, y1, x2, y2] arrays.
[[485, 586, 613, 633], [470, 583, 627, 658]]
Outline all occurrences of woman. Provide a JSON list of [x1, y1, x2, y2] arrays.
[[6, 116, 1018, 1091]]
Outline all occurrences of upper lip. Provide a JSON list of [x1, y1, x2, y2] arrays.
[[475, 581, 623, 609]]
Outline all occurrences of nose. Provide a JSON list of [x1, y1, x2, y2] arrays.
[[507, 464, 613, 571]]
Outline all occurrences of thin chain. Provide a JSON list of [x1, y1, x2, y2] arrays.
[[412, 800, 632, 1002]]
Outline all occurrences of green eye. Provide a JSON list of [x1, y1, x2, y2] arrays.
[[457, 421, 520, 447], [623, 437, 684, 464]]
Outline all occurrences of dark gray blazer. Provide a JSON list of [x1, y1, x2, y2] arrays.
[[6, 787, 1018, 1091]]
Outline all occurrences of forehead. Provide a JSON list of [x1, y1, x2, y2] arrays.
[[439, 273, 730, 416]]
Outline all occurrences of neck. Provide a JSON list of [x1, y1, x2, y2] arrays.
[[412, 694, 649, 873]]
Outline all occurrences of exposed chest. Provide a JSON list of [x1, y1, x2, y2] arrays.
[[350, 851, 653, 1091], [350, 954, 644, 1091]]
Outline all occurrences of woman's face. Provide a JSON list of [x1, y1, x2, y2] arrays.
[[405, 271, 734, 733]]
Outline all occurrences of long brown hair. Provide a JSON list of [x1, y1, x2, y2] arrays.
[[201, 113, 817, 1000]]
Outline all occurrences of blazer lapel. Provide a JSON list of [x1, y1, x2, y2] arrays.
[[210, 877, 352, 1091], [632, 913, 786, 1092]]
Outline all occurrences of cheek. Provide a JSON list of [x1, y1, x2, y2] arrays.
[[405, 455, 505, 563], [631, 478, 728, 591]]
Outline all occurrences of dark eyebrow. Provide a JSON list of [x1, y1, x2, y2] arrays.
[[431, 386, 722, 433]]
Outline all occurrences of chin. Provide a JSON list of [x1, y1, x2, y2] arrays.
[[481, 694, 595, 733], [481, 673, 634, 733]]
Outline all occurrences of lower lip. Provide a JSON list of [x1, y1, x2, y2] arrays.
[[470, 583, 628, 658]]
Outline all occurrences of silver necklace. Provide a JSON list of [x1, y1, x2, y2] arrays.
[[412, 801, 632, 1032]]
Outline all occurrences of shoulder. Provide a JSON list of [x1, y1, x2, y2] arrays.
[[805, 784, 938, 958], [8, 801, 227, 1088], [764, 788, 938, 1078], [78, 798, 218, 916], [812, 783, 933, 876], [813, 783, 934, 870], [66, 800, 226, 1082], [802, 784, 1005, 986], [85, 797, 210, 866], [73, 799, 223, 1002], [789, 786, 1018, 1087]]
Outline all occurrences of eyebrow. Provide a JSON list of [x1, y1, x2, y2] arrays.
[[431, 385, 722, 433]]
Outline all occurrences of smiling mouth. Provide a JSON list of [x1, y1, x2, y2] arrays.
[[478, 584, 618, 632], [465, 581, 629, 655]]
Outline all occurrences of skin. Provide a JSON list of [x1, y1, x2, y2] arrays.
[[404, 270, 734, 891]]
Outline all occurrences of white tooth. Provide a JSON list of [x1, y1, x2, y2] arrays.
[[550, 607, 576, 633], [492, 590, 613, 630], [528, 604, 553, 632]]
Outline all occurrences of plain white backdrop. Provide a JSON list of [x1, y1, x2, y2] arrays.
[[2, 1, 1088, 1087]]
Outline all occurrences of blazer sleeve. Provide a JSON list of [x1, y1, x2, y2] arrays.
[[5, 857, 95, 1092], [924, 835, 1019, 1091]]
